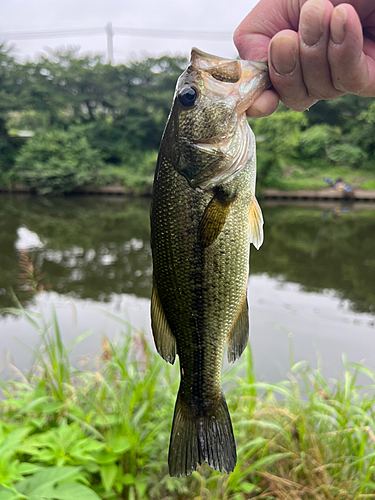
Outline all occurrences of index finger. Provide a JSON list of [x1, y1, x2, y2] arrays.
[[234, 31, 271, 62], [234, 29, 279, 116], [234, 0, 300, 61], [234, 1, 295, 116]]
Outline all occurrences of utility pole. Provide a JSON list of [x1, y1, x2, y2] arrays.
[[105, 22, 114, 64]]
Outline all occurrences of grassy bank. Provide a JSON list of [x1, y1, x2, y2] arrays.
[[1, 46, 375, 197], [3, 163, 375, 197], [1, 305, 375, 499], [274, 165, 375, 192]]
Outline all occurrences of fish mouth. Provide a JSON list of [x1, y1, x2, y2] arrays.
[[236, 60, 270, 113], [194, 59, 270, 149], [185, 53, 270, 190]]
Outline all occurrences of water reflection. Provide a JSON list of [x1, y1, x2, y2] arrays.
[[251, 201, 375, 314], [1, 195, 375, 315], [0, 195, 152, 310]]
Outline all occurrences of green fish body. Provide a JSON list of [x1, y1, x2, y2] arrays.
[[150, 49, 270, 477]]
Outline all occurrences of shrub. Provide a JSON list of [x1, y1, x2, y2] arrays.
[[96, 149, 157, 195], [298, 124, 341, 160], [326, 143, 367, 168], [13, 126, 104, 194], [250, 109, 307, 186]]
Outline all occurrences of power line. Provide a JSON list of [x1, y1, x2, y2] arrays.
[[0, 24, 233, 64], [115, 27, 232, 41], [0, 27, 103, 40], [0, 26, 232, 41]]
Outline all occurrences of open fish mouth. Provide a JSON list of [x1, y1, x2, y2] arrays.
[[189, 58, 270, 189], [173, 50, 270, 190]]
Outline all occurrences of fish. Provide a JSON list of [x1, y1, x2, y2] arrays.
[[150, 48, 270, 477]]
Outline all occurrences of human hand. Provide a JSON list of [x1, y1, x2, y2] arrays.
[[234, 0, 375, 117]]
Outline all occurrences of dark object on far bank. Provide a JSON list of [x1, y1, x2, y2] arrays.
[[323, 177, 353, 196]]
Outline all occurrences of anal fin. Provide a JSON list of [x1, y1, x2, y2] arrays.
[[227, 296, 249, 364], [151, 278, 177, 364], [249, 196, 264, 250]]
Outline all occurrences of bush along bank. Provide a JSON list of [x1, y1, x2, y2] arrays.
[[0, 303, 375, 499], [0, 44, 374, 195]]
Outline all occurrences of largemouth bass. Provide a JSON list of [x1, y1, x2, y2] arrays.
[[150, 48, 270, 477]]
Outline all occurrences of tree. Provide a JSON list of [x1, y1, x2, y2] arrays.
[[0, 44, 26, 172], [14, 125, 104, 194], [249, 109, 307, 186]]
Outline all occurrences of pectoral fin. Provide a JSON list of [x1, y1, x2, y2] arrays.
[[198, 190, 235, 248], [227, 295, 249, 364], [249, 196, 264, 250], [151, 278, 177, 364]]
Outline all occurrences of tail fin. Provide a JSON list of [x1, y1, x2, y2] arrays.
[[168, 391, 237, 477]]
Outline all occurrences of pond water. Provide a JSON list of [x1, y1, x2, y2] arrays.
[[1, 194, 374, 383]]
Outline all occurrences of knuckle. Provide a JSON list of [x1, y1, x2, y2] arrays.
[[281, 95, 314, 112], [333, 75, 367, 94], [233, 27, 244, 49], [307, 87, 341, 100]]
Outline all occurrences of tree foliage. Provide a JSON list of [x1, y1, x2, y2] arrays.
[[0, 45, 186, 193], [14, 126, 104, 194], [249, 95, 375, 187], [0, 42, 374, 193]]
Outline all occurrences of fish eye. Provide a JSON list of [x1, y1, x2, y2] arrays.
[[178, 86, 198, 108]]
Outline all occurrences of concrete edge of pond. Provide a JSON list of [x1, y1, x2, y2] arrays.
[[264, 188, 375, 201], [1, 183, 375, 201], [0, 182, 152, 197]]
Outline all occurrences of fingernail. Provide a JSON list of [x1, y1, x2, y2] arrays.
[[247, 108, 264, 118], [300, 0, 325, 46], [331, 6, 347, 44], [270, 35, 297, 75]]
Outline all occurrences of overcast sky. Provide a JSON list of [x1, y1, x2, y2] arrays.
[[0, 0, 259, 64]]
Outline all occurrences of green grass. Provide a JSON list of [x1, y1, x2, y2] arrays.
[[275, 165, 375, 192], [362, 180, 375, 190], [94, 151, 158, 196], [1, 303, 375, 499]]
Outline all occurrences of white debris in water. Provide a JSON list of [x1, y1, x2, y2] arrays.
[[123, 238, 144, 253], [15, 226, 44, 251], [45, 249, 63, 263], [100, 253, 117, 266]]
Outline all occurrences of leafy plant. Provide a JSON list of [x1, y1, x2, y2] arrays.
[[1, 302, 375, 498], [13, 126, 104, 194], [0, 466, 101, 500], [326, 142, 368, 168], [298, 124, 341, 160], [250, 109, 307, 187]]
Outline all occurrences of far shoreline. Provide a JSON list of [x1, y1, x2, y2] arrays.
[[1, 183, 375, 201]]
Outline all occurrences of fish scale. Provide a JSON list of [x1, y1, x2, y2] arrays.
[[150, 48, 270, 476]]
